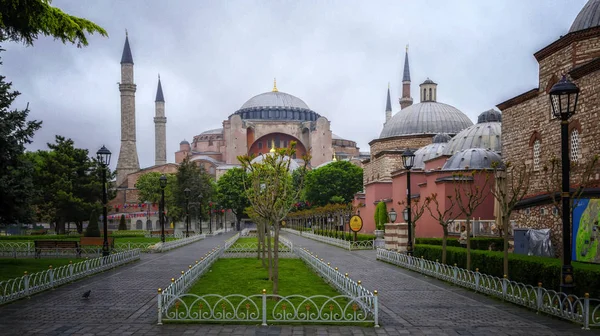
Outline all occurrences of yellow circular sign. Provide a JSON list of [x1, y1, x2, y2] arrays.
[[281, 220, 286, 227], [349, 215, 363, 232]]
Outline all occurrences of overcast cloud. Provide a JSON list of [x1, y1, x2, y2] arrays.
[[2, 0, 586, 170]]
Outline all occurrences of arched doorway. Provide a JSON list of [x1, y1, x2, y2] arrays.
[[136, 220, 143, 230], [146, 220, 152, 230]]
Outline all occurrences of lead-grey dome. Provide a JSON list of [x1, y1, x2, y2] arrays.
[[442, 148, 502, 171], [432, 133, 451, 143], [241, 91, 310, 110], [569, 0, 600, 33], [443, 110, 502, 155], [380, 102, 473, 138], [477, 109, 502, 123], [413, 142, 448, 169]]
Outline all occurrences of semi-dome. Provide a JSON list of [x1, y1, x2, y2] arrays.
[[232, 83, 322, 121], [200, 128, 223, 135], [442, 148, 502, 171], [443, 110, 502, 155], [379, 102, 473, 138], [249, 153, 300, 172], [569, 0, 600, 33]]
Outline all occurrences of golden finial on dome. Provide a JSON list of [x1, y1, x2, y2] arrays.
[[272, 78, 278, 92], [333, 153, 337, 161], [270, 139, 276, 153]]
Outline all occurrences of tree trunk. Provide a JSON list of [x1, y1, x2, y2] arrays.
[[466, 217, 471, 270], [273, 222, 280, 296], [442, 225, 448, 264], [266, 223, 273, 281], [502, 214, 510, 278], [76, 221, 83, 234]]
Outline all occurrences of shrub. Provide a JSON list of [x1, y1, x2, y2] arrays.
[[313, 229, 375, 241], [415, 237, 504, 251], [413, 244, 600, 298], [374, 201, 388, 230], [118, 214, 127, 231], [84, 209, 101, 237]]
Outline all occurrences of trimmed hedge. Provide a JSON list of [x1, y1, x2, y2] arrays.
[[413, 244, 600, 298], [0, 234, 79, 240], [312, 229, 375, 242], [416, 237, 504, 251], [109, 230, 146, 238]]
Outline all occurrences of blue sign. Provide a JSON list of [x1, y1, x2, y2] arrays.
[[572, 199, 600, 264]]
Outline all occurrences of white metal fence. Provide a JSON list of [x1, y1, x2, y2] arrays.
[[154, 234, 206, 253], [157, 232, 379, 326], [281, 229, 374, 251], [376, 248, 600, 330], [0, 249, 141, 305]]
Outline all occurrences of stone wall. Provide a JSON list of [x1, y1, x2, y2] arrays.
[[363, 153, 405, 185], [369, 135, 433, 157], [512, 204, 562, 257]]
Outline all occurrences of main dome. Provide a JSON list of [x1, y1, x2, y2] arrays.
[[232, 86, 322, 121], [379, 102, 473, 138], [241, 91, 310, 110]]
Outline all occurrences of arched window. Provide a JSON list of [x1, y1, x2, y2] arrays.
[[533, 140, 541, 171], [429, 88, 432, 100], [423, 89, 426, 100], [571, 129, 581, 162]]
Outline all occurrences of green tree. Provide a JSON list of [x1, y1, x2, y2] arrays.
[[239, 142, 309, 295], [0, 0, 107, 47], [174, 157, 215, 226], [135, 172, 179, 221], [32, 136, 109, 233], [374, 201, 388, 230], [84, 208, 100, 237], [118, 214, 127, 231], [217, 167, 250, 231], [304, 161, 362, 206]]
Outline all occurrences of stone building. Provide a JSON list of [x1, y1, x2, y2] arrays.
[[497, 0, 600, 260], [175, 80, 367, 179]]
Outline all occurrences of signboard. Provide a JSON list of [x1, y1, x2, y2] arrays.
[[281, 220, 286, 227], [349, 215, 363, 232], [572, 199, 600, 264]]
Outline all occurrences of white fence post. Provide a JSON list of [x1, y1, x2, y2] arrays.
[[261, 289, 267, 326], [157, 288, 163, 325]]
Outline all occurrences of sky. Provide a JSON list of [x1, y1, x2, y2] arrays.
[[2, 0, 587, 170]]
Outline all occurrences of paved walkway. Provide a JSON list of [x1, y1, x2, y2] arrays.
[[281, 233, 598, 336], [0, 232, 597, 335]]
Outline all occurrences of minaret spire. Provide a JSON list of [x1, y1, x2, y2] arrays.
[[385, 83, 392, 123], [116, 32, 140, 186], [154, 74, 167, 166], [399, 44, 413, 110]]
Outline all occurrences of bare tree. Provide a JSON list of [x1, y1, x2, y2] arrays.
[[239, 143, 309, 295], [453, 170, 492, 270], [491, 162, 532, 277], [425, 193, 460, 263], [398, 196, 431, 248]]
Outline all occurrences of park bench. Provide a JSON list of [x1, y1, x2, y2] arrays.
[[150, 230, 174, 236], [80, 237, 115, 248], [34, 240, 80, 258], [182, 231, 195, 236]]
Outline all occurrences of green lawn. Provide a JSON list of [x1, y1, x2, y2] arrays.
[[0, 258, 74, 282], [170, 258, 370, 325]]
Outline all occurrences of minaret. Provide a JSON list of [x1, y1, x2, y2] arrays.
[[154, 75, 167, 166], [399, 45, 413, 110], [116, 31, 140, 187], [385, 83, 392, 123]]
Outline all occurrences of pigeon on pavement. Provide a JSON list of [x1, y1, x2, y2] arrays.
[[82, 290, 91, 299]]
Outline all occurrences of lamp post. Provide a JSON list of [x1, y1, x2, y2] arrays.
[[96, 146, 111, 257], [549, 75, 580, 295], [388, 208, 397, 223], [402, 148, 415, 256], [159, 174, 167, 243], [184, 188, 191, 238]]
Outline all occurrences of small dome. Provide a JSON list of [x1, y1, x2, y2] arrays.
[[569, 0, 600, 33], [443, 118, 502, 155], [442, 148, 502, 171], [477, 109, 502, 123], [421, 78, 437, 85], [241, 91, 309, 110], [180, 140, 189, 145], [249, 153, 300, 172], [432, 133, 451, 143], [413, 142, 448, 169], [380, 102, 473, 138]]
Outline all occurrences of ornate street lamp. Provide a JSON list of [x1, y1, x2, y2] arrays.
[[549, 75, 580, 295], [388, 208, 397, 223], [184, 188, 191, 238], [402, 148, 415, 256], [159, 174, 167, 243], [96, 146, 111, 257], [403, 208, 409, 222]]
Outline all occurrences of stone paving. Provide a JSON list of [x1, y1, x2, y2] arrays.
[[0, 232, 597, 335]]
